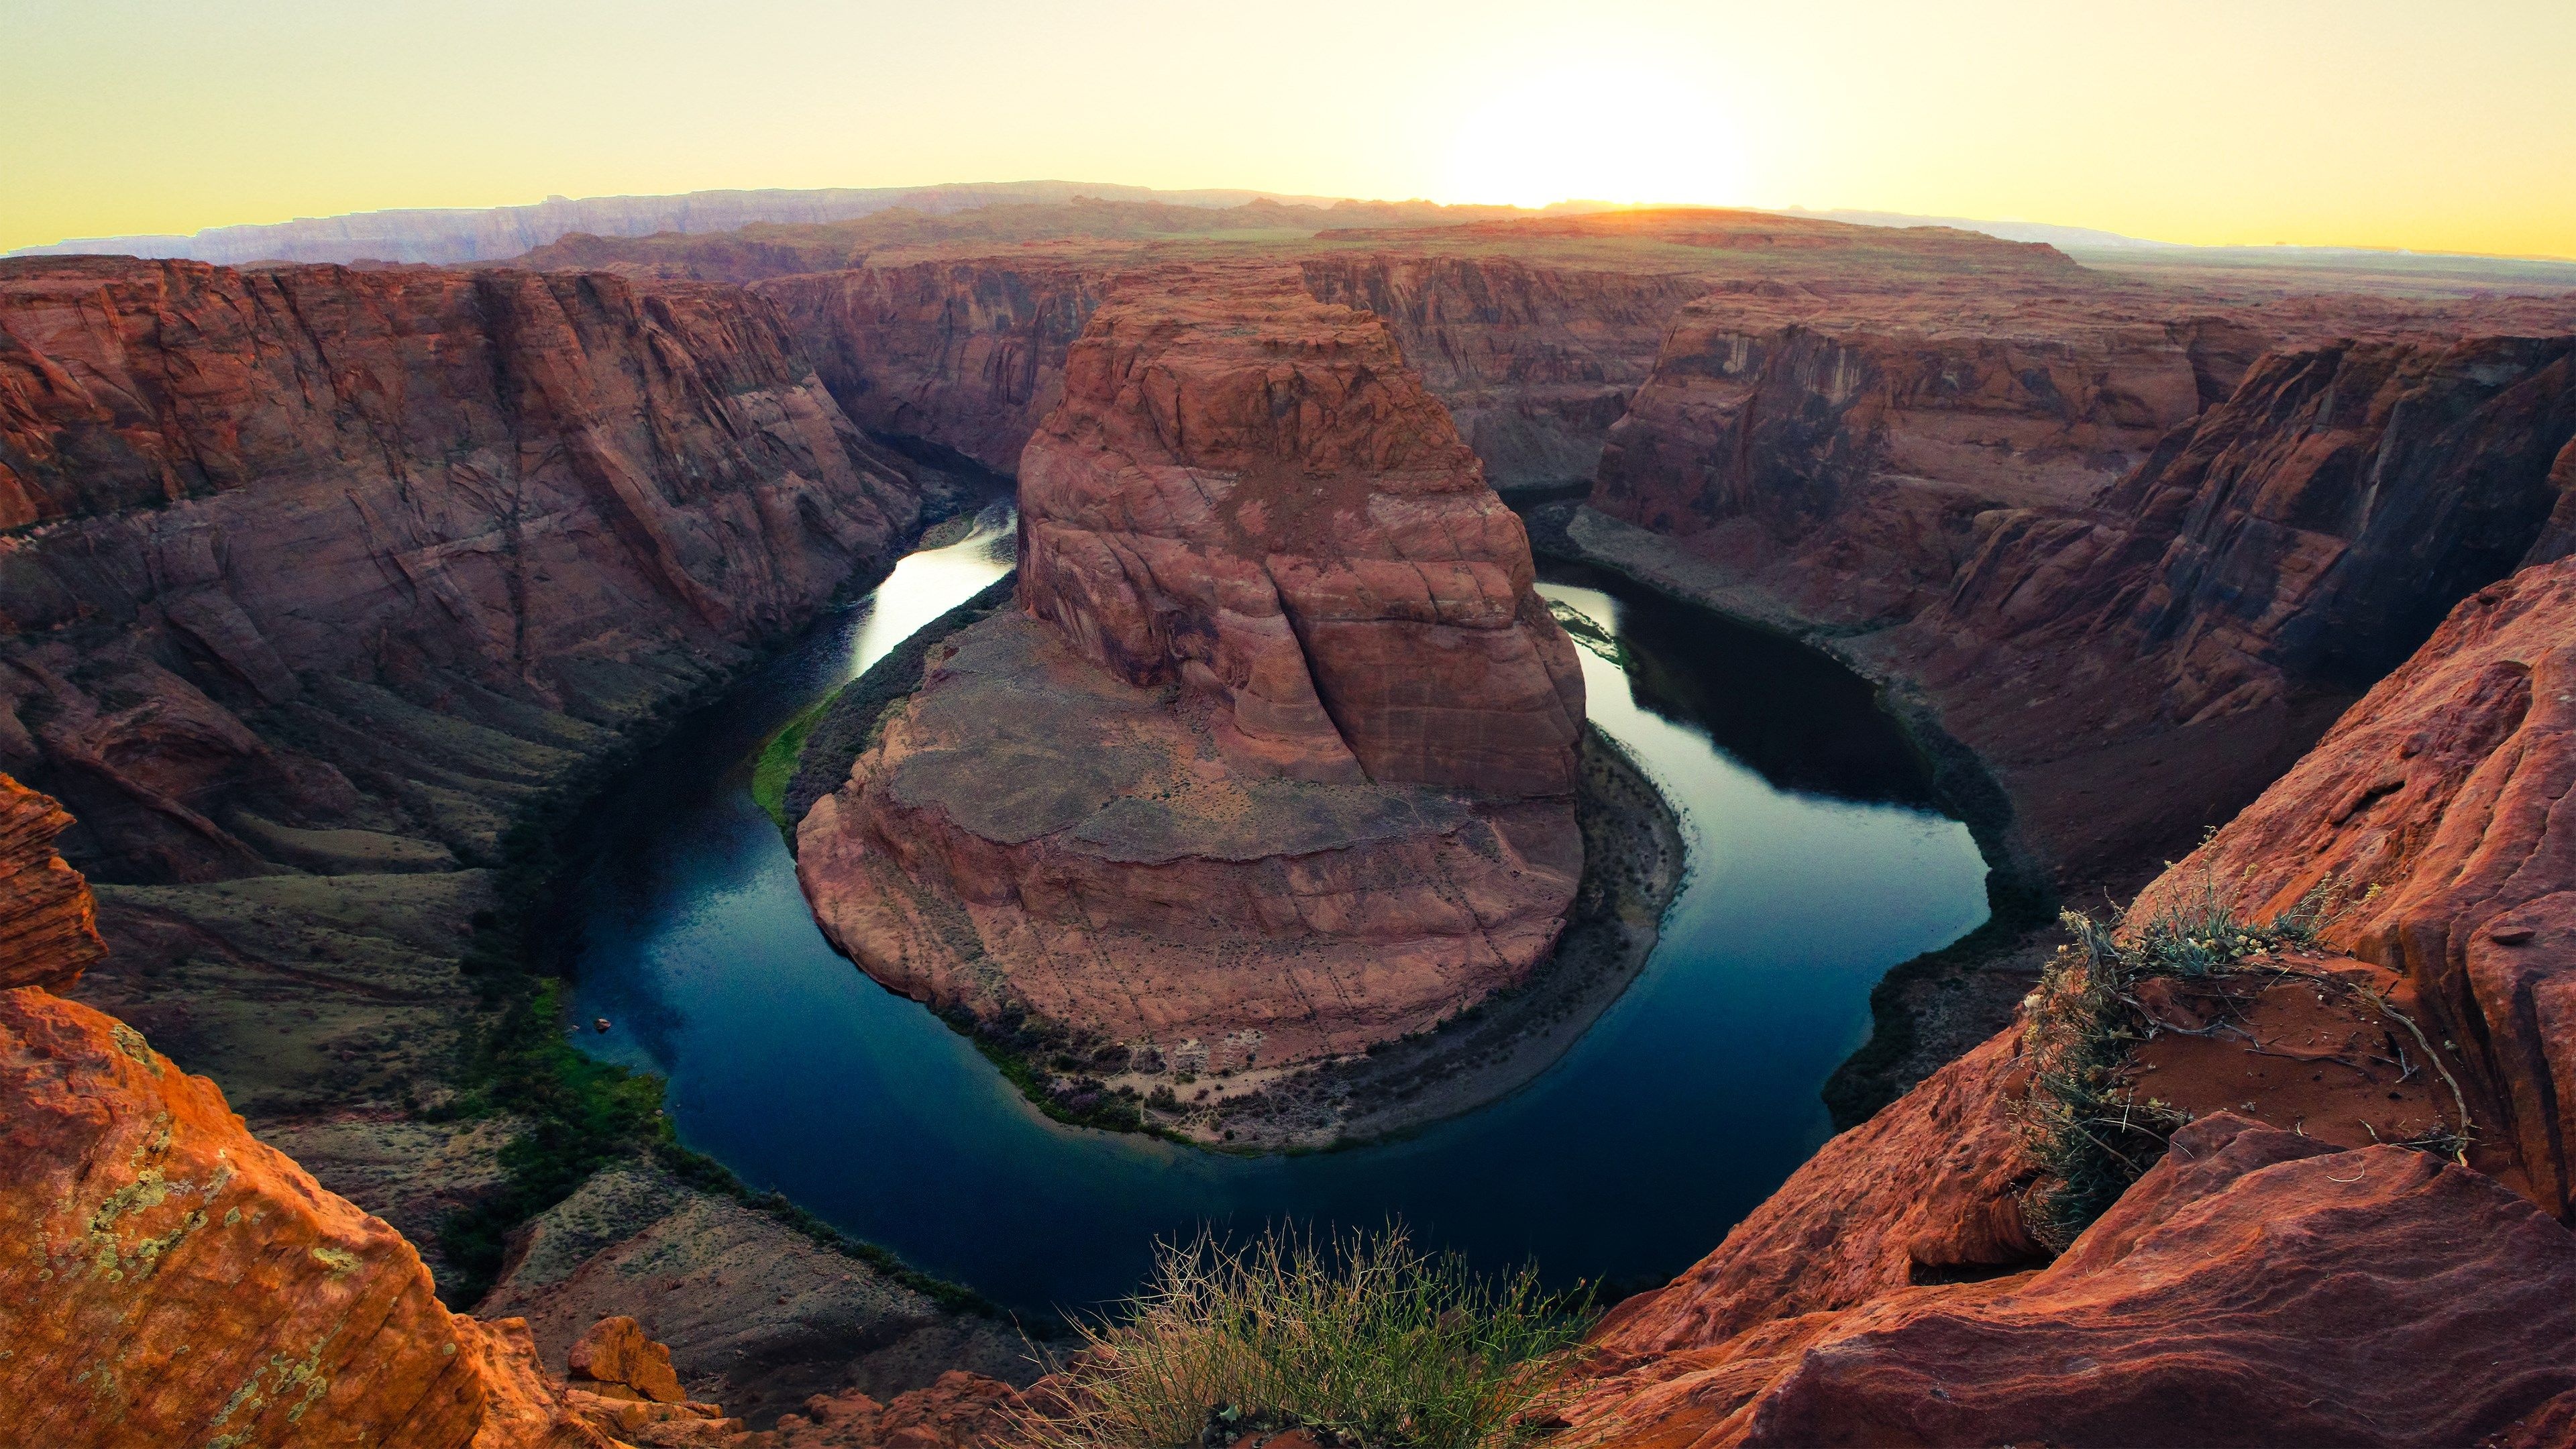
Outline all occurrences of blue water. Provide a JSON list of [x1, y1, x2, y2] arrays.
[[566, 508, 1989, 1313]]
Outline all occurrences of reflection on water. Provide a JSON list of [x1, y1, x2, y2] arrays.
[[566, 529, 1988, 1313]]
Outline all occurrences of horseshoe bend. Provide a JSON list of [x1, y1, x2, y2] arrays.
[[8, 36, 2576, 1444], [789, 272, 1601, 1141]]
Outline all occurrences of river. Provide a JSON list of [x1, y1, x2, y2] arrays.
[[565, 503, 1990, 1313]]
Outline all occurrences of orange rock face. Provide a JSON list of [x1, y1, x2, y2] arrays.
[[796, 270, 1585, 1079], [756, 260, 1108, 478], [0, 983, 492, 1447], [1591, 292, 2218, 629], [2129, 553, 2576, 1216], [0, 773, 105, 989], [1576, 1114, 2576, 1448]]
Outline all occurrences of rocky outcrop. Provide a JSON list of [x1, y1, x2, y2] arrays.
[[0, 773, 105, 989], [1, 983, 496, 1446], [2127, 553, 2576, 1216], [474, 1161, 1034, 1426], [796, 270, 1585, 1103], [1574, 1112, 2576, 1448], [1568, 557, 2576, 1446]]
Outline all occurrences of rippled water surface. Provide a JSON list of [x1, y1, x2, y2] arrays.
[[568, 509, 1989, 1311]]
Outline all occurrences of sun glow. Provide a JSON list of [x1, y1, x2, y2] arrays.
[[1436, 60, 1749, 210]]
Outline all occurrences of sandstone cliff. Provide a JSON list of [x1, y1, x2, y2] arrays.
[[1562, 556, 2576, 1447], [0, 770, 107, 989], [1576, 308, 2576, 885], [1886, 331, 2576, 879], [756, 260, 1109, 477], [0, 255, 921, 881], [1589, 290, 2224, 627], [0, 254, 927, 1286], [795, 270, 1586, 1120], [1297, 255, 1711, 487]]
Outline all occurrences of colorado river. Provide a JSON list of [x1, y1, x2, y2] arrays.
[[566, 504, 1989, 1312]]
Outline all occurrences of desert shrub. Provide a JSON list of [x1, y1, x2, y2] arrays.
[[2015, 876, 2336, 1250], [1026, 1226, 1591, 1449]]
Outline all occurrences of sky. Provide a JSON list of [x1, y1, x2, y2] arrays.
[[6, 0, 2572, 258]]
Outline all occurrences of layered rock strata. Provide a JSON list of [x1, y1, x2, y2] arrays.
[[1296, 255, 1712, 487], [757, 260, 1108, 477], [1564, 558, 2576, 1447], [1577, 322, 2576, 886], [797, 272, 1585, 1087], [0, 255, 920, 881], [0, 254, 926, 1284], [0, 771, 107, 989]]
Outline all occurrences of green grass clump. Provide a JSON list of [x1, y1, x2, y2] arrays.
[[1026, 1226, 1591, 1449], [2015, 874, 2334, 1251], [752, 694, 833, 832]]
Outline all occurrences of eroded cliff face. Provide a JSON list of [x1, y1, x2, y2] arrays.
[[796, 270, 1585, 1108], [0, 255, 921, 882], [1297, 255, 1711, 488], [2127, 554, 2576, 1216], [1576, 307, 2576, 884], [1884, 331, 2576, 879], [1589, 291, 2220, 627], [0, 254, 926, 1287], [755, 260, 1110, 478], [1567, 558, 2576, 1447]]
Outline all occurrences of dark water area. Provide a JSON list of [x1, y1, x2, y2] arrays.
[[564, 512, 1989, 1315]]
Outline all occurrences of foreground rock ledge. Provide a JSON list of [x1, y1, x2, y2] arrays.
[[796, 269, 1587, 1106]]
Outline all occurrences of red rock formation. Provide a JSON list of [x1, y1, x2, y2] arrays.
[[0, 983, 496, 1446], [1590, 290, 2220, 628], [1584, 295, 2576, 883], [2129, 553, 2576, 1216], [0, 773, 105, 989], [766, 1370, 1035, 1449], [1570, 559, 2576, 1446], [1575, 1114, 2576, 1448], [0, 255, 920, 881], [0, 977, 750, 1446], [796, 270, 1585, 1087]]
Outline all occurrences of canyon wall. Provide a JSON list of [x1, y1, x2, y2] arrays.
[[1566, 555, 2576, 1446], [0, 254, 922, 882], [1881, 331, 2576, 879], [1297, 255, 1711, 486], [755, 260, 1110, 477], [1578, 299, 2576, 883], [795, 269, 1586, 1119], [0, 254, 926, 1285]]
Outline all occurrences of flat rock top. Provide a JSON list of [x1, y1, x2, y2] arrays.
[[890, 612, 1472, 861]]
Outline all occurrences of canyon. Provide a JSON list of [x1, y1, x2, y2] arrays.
[[5, 193, 2576, 1444], [0, 252, 1040, 1399], [1554, 551, 2576, 1447]]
